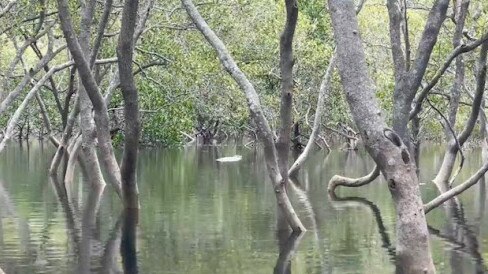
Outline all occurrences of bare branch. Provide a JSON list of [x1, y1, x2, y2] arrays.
[[425, 160, 488, 214], [410, 30, 488, 119], [328, 165, 380, 194]]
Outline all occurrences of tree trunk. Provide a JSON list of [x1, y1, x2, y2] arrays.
[[78, 0, 106, 190], [181, 0, 305, 232], [117, 0, 141, 209], [276, 0, 298, 183], [328, 1, 434, 272], [56, 0, 123, 197]]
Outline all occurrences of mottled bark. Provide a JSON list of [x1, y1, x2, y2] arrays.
[[426, 159, 488, 214], [328, 1, 434, 272], [118, 0, 141, 209], [64, 134, 82, 186], [181, 0, 305, 232], [78, 0, 106, 190]]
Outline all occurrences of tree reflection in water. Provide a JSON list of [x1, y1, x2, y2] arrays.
[[48, 174, 140, 274], [328, 192, 396, 261], [121, 208, 139, 274], [428, 178, 487, 274]]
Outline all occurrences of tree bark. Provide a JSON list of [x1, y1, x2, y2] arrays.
[[392, 0, 449, 143], [276, 0, 298, 182], [118, 0, 141, 209], [78, 0, 107, 190], [328, 165, 380, 194], [426, 41, 488, 212], [328, 1, 434, 272]]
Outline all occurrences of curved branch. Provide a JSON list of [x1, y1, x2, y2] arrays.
[[425, 160, 488, 214], [410, 30, 488, 119], [327, 165, 380, 194], [57, 0, 123, 197], [0, 59, 72, 153], [426, 98, 464, 186]]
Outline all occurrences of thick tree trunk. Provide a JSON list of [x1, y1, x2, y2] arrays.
[[328, 1, 434, 272]]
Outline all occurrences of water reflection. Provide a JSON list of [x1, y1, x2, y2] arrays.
[[2, 145, 488, 273], [428, 179, 487, 274], [121, 209, 139, 274], [49, 174, 139, 274], [328, 192, 396, 260], [274, 231, 304, 274]]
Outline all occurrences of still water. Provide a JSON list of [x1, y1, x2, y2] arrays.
[[0, 142, 487, 273]]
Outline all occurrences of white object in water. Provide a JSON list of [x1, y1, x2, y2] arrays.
[[216, 155, 242, 162]]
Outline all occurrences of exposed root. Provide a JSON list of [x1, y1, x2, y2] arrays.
[[327, 165, 380, 194]]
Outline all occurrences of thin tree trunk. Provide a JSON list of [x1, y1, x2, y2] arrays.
[[181, 0, 305, 232], [276, 0, 298, 184], [35, 93, 59, 147], [288, 54, 335, 177], [117, 0, 141, 209], [432, 40, 487, 190], [56, 0, 123, 197]]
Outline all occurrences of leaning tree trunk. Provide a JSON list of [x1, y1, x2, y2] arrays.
[[181, 0, 305, 232], [328, 1, 434, 273]]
